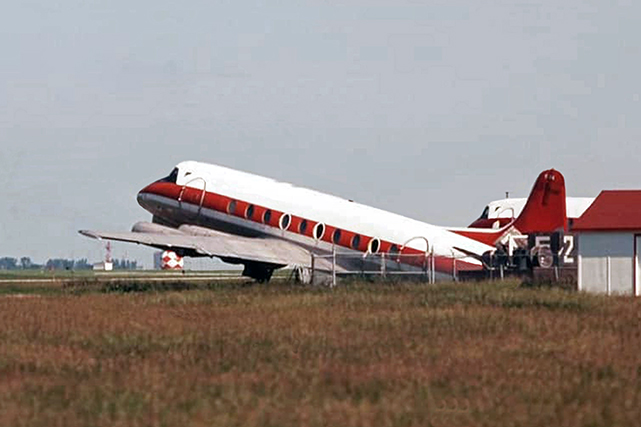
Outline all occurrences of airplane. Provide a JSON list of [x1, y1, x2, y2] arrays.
[[469, 197, 594, 229], [80, 162, 567, 282]]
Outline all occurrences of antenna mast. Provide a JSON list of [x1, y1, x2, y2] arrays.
[[105, 242, 112, 264]]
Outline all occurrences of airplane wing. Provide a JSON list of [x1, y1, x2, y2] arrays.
[[79, 223, 343, 279]]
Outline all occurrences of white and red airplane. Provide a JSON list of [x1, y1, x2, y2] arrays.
[[80, 162, 567, 282]]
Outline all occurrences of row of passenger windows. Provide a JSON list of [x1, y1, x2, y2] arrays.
[[225, 200, 389, 253]]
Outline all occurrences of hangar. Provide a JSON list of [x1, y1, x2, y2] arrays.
[[573, 191, 641, 295]]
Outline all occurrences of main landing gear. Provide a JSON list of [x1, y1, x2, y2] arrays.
[[242, 261, 281, 283]]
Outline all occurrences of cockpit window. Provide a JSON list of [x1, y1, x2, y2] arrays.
[[480, 206, 489, 219], [158, 168, 179, 184]]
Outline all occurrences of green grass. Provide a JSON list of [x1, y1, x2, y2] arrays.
[[0, 279, 638, 426]]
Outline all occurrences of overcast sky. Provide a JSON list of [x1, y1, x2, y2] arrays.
[[1, 0, 640, 266]]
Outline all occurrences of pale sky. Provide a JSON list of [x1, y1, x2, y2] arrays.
[[1, 0, 640, 266]]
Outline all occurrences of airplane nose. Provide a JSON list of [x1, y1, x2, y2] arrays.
[[137, 184, 154, 208], [138, 184, 152, 196], [137, 189, 147, 208], [137, 180, 181, 213]]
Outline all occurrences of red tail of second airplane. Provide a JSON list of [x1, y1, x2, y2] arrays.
[[450, 169, 567, 246], [510, 169, 567, 235]]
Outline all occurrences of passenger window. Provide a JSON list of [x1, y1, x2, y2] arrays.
[[245, 205, 255, 220], [368, 238, 380, 254], [314, 223, 325, 240], [280, 214, 291, 230]]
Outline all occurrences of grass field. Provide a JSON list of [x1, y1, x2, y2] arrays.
[[0, 279, 640, 427]]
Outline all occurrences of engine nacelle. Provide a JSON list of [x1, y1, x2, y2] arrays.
[[131, 222, 184, 235], [178, 224, 228, 238]]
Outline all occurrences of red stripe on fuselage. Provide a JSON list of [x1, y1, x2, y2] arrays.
[[139, 182, 482, 273]]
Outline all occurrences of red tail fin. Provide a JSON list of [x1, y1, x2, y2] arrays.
[[512, 169, 567, 234], [449, 169, 567, 246]]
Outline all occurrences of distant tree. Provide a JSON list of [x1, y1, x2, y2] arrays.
[[0, 257, 18, 270], [20, 257, 32, 269], [1, 257, 130, 271], [112, 259, 138, 270], [45, 259, 75, 271], [74, 258, 92, 270]]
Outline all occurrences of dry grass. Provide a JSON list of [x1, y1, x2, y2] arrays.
[[0, 279, 640, 427]]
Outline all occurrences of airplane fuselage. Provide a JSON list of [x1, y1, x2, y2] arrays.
[[137, 161, 490, 277]]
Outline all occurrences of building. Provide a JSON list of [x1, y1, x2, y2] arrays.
[[573, 191, 641, 295], [93, 261, 113, 271]]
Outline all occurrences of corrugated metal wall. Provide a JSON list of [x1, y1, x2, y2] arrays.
[[578, 232, 634, 295]]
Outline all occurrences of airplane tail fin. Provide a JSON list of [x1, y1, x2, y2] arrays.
[[511, 169, 567, 234], [449, 169, 567, 246]]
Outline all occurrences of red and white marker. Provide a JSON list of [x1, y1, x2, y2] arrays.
[[161, 251, 184, 270]]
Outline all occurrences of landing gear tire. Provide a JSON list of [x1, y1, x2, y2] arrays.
[[533, 246, 554, 269], [242, 261, 279, 283]]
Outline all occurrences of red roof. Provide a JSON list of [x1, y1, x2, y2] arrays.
[[572, 190, 641, 232]]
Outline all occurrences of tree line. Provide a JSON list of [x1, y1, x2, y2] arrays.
[[0, 257, 138, 271]]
